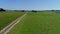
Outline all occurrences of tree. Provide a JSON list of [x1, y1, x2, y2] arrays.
[[32, 10, 37, 12], [0, 8, 6, 12], [21, 10, 25, 12], [51, 10, 54, 12]]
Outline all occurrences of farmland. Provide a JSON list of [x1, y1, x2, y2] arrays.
[[0, 12, 24, 30], [7, 12, 60, 34]]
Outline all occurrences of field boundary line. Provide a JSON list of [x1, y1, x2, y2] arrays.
[[0, 13, 27, 34]]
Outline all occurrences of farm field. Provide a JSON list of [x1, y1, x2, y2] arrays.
[[0, 12, 24, 30], [7, 12, 60, 34]]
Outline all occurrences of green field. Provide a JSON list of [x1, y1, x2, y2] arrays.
[[0, 12, 24, 30], [7, 12, 60, 34]]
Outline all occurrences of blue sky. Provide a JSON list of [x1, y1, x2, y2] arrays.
[[0, 0, 60, 10]]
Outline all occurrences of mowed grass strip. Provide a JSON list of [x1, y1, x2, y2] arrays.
[[0, 12, 24, 30], [7, 12, 60, 34]]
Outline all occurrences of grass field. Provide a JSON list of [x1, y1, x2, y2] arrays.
[[0, 12, 24, 30], [7, 12, 60, 34]]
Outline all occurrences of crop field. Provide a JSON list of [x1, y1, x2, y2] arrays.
[[7, 12, 60, 34], [0, 12, 24, 30]]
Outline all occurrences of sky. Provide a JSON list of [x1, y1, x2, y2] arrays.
[[0, 0, 60, 10]]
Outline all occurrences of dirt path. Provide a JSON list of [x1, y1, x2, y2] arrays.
[[0, 13, 27, 34]]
